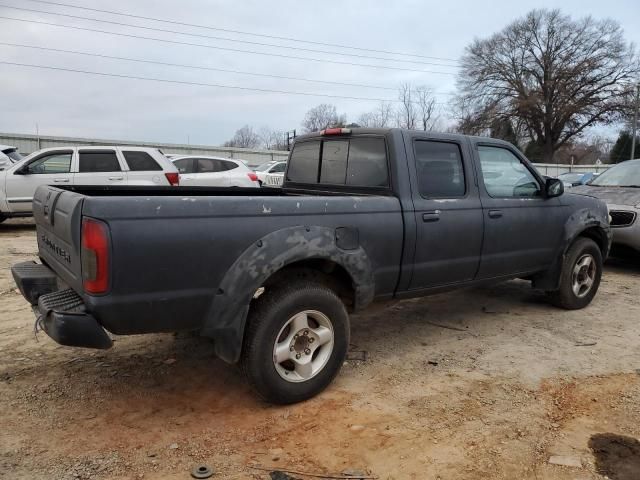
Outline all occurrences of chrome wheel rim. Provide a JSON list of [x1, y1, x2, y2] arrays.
[[572, 253, 596, 298], [272, 310, 334, 383]]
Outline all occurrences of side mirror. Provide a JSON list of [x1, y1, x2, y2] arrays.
[[13, 166, 28, 175], [545, 177, 564, 198]]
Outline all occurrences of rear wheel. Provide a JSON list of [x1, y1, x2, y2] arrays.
[[241, 281, 349, 404], [548, 237, 602, 310]]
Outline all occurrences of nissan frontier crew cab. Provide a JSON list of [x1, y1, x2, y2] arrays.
[[11, 128, 611, 404]]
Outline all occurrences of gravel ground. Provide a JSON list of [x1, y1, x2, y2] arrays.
[[1, 218, 640, 480]]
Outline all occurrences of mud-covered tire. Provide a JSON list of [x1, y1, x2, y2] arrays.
[[240, 281, 349, 404], [548, 237, 602, 310]]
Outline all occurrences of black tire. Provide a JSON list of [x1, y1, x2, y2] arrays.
[[548, 237, 602, 310], [240, 281, 349, 404]]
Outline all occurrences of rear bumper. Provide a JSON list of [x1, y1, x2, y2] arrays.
[[12, 261, 112, 349]]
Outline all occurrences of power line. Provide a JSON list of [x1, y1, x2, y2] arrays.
[[0, 60, 447, 104], [0, 15, 458, 76], [21, 0, 460, 62], [0, 42, 402, 91], [0, 4, 459, 68]]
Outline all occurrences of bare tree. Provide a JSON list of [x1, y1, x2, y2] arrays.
[[222, 125, 261, 149], [456, 9, 639, 162], [358, 102, 394, 128], [397, 83, 417, 129], [259, 127, 288, 150], [301, 104, 346, 133], [415, 86, 438, 131]]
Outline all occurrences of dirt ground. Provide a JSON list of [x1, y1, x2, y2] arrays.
[[1, 218, 640, 480]]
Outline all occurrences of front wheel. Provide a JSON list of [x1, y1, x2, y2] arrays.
[[241, 281, 349, 404], [547, 237, 602, 310]]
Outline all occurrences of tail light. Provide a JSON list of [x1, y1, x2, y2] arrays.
[[81, 217, 110, 294], [247, 172, 259, 182], [165, 172, 180, 186]]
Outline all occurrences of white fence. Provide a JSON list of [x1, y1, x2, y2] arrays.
[[533, 163, 609, 176]]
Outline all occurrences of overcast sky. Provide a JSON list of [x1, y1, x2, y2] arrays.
[[1, 0, 639, 146]]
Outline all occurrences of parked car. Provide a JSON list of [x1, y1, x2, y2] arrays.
[[12, 128, 610, 404], [0, 146, 179, 222], [557, 171, 598, 188], [263, 171, 284, 187], [572, 160, 640, 252], [254, 161, 287, 185], [0, 145, 23, 170], [172, 155, 260, 187]]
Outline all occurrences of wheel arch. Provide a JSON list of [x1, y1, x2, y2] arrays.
[[532, 208, 610, 290], [200, 225, 375, 363]]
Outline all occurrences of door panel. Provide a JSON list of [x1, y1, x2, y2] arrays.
[[73, 149, 128, 186], [4, 151, 73, 212], [474, 144, 565, 278], [406, 135, 483, 290]]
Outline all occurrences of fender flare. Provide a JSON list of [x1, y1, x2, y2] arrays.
[[532, 208, 610, 290], [200, 225, 375, 363]]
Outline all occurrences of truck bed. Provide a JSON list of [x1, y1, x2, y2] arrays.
[[32, 185, 404, 353]]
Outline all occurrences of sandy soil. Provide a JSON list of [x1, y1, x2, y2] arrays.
[[1, 218, 640, 480]]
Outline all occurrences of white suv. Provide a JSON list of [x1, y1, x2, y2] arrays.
[[172, 156, 260, 188], [0, 146, 179, 221]]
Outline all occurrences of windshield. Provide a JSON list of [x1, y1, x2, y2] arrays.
[[2, 148, 22, 162], [254, 162, 275, 172], [590, 160, 640, 187], [558, 173, 584, 183]]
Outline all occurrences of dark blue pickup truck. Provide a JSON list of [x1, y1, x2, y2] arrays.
[[12, 128, 610, 403]]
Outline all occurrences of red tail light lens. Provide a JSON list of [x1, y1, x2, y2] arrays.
[[322, 128, 351, 135], [81, 217, 110, 294], [165, 172, 180, 186], [247, 172, 258, 182]]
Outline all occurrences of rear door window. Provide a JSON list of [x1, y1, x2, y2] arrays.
[[174, 158, 194, 173], [414, 140, 466, 197], [197, 158, 227, 173], [78, 151, 121, 173], [123, 151, 162, 171]]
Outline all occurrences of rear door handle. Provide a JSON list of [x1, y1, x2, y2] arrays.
[[53, 178, 69, 183], [488, 209, 503, 219], [422, 210, 441, 222], [108, 176, 124, 181]]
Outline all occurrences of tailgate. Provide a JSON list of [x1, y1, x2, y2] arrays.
[[32, 185, 85, 294]]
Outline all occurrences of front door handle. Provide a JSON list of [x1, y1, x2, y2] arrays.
[[53, 178, 69, 183], [108, 176, 124, 181], [488, 209, 503, 219], [422, 210, 441, 222]]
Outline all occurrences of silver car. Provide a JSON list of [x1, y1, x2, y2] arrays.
[[573, 160, 640, 252]]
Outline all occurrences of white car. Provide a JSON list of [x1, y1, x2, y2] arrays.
[[0, 146, 179, 221], [171, 156, 260, 188], [254, 161, 287, 185], [0, 145, 23, 170]]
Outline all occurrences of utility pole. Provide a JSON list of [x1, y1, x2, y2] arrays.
[[631, 83, 640, 161]]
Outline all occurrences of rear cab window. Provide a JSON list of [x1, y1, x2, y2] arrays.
[[287, 136, 389, 190]]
